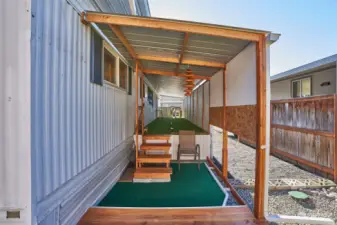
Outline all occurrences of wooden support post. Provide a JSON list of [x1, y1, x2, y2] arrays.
[[222, 67, 228, 177], [196, 88, 199, 125], [333, 94, 337, 183], [141, 73, 144, 136], [135, 63, 139, 168], [208, 81, 211, 133], [202, 84, 204, 130], [192, 92, 194, 122], [254, 36, 267, 220]]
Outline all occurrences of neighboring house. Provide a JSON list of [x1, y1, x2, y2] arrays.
[[271, 54, 337, 100], [0, 0, 150, 225]]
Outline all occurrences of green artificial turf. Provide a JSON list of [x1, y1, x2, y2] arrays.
[[98, 163, 225, 207], [145, 118, 206, 135]]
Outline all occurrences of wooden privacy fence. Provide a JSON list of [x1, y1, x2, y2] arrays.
[[271, 94, 337, 181]]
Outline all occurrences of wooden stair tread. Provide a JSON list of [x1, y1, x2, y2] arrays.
[[137, 154, 172, 163], [143, 135, 171, 141], [135, 167, 172, 174], [140, 143, 171, 150], [138, 154, 171, 159]]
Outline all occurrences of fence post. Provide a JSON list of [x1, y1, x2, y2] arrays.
[[333, 94, 337, 182]]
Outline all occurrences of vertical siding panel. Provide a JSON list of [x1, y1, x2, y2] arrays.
[[59, 0, 66, 185], [31, 1, 140, 224], [42, 0, 51, 197]]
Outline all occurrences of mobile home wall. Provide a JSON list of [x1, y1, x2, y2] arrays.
[[30, 1, 135, 224]]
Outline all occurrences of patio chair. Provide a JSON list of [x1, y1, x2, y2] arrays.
[[177, 130, 200, 170]]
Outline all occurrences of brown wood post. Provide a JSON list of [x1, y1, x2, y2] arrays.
[[208, 81, 211, 133], [333, 94, 337, 183], [192, 92, 194, 122], [141, 73, 144, 136], [135, 62, 139, 168], [202, 84, 205, 130], [196, 88, 199, 125], [254, 35, 267, 220], [222, 67, 228, 177]]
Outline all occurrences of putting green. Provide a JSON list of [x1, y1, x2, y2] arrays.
[[98, 163, 225, 207], [145, 118, 206, 135]]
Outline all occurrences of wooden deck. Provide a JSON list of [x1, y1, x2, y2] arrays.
[[78, 206, 265, 225]]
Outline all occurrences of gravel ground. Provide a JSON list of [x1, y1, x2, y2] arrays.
[[214, 137, 322, 180], [211, 133, 337, 223]]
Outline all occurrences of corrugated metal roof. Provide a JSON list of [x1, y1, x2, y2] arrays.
[[87, 11, 279, 96], [135, 0, 151, 16], [271, 54, 337, 82], [69, 0, 150, 16]]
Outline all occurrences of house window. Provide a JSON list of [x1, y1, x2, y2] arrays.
[[90, 30, 103, 85], [128, 67, 132, 95], [119, 60, 127, 89], [104, 48, 117, 84], [292, 77, 311, 98]]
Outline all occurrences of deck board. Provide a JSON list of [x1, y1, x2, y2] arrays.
[[78, 206, 262, 225]]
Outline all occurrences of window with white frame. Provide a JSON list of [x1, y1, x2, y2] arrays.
[[90, 30, 133, 90], [292, 77, 311, 98]]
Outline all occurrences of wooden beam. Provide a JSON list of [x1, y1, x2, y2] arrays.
[[176, 33, 189, 75], [334, 94, 337, 182], [254, 35, 267, 220], [209, 81, 211, 134], [194, 86, 199, 125], [143, 69, 211, 80], [109, 25, 136, 59], [207, 157, 246, 205], [222, 67, 228, 177], [202, 84, 204, 130], [271, 124, 335, 138], [135, 62, 139, 168], [84, 12, 263, 41], [138, 55, 225, 68], [108, 24, 144, 70], [141, 73, 144, 136], [272, 148, 334, 175]]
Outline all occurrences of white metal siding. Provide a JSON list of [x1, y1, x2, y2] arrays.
[[0, 0, 32, 224], [30, 0, 135, 224], [203, 82, 210, 131], [182, 81, 209, 131], [226, 43, 256, 106]]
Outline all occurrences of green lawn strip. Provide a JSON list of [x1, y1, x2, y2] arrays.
[[145, 118, 206, 135], [98, 163, 225, 207]]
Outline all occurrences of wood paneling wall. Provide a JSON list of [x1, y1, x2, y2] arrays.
[[209, 105, 256, 144], [271, 95, 336, 179]]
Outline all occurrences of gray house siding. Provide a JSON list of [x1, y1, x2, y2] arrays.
[[30, 0, 141, 224], [271, 67, 337, 100]]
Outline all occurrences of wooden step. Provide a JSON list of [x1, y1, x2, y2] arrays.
[[140, 143, 171, 151], [134, 167, 172, 179], [137, 154, 171, 164], [143, 135, 170, 141]]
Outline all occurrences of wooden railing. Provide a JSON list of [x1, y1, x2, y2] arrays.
[[270, 94, 337, 181]]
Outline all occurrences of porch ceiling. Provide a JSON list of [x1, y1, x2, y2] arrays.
[[83, 11, 277, 96]]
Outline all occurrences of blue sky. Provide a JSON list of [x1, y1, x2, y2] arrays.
[[148, 0, 337, 76]]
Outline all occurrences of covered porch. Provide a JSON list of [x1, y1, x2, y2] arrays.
[[80, 11, 278, 224]]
